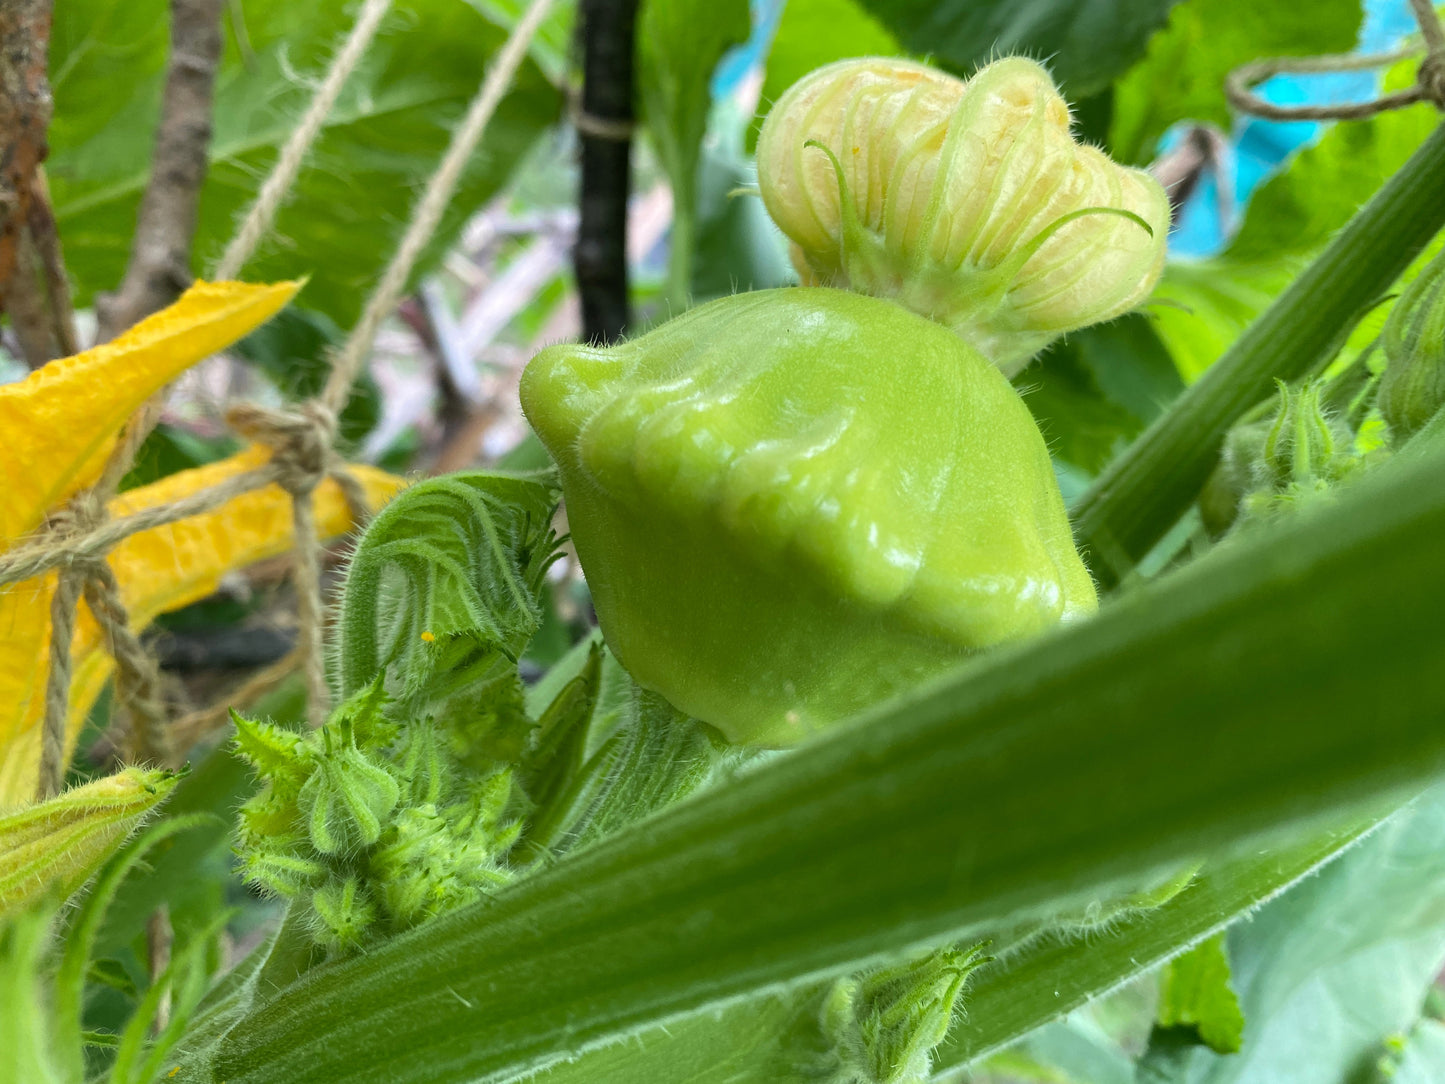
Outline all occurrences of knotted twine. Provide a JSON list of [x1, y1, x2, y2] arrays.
[[226, 401, 371, 728], [1227, 0, 1445, 121], [38, 494, 172, 796]]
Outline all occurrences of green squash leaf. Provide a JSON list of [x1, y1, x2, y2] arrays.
[[982, 1016, 1137, 1084], [48, 0, 559, 325], [464, 0, 576, 83], [1155, 933, 1245, 1055], [335, 471, 561, 705], [1109, 0, 1362, 164], [637, 0, 752, 311], [855, 0, 1181, 96], [1022, 315, 1185, 476], [1136, 786, 1445, 1084], [1394, 1020, 1445, 1084]]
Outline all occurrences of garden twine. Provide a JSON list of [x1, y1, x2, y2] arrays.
[[1227, 0, 1445, 121]]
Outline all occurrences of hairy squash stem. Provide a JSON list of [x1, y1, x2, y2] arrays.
[[207, 438, 1445, 1084], [513, 811, 1378, 1084], [1074, 122, 1445, 588]]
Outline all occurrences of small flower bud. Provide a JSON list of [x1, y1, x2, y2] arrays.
[[231, 711, 310, 790], [757, 56, 1169, 374], [298, 720, 401, 854], [370, 804, 511, 926], [310, 875, 378, 953], [236, 844, 329, 897], [1378, 250, 1445, 440], [1203, 380, 1359, 534], [821, 945, 989, 1084], [1270, 382, 1350, 483], [1, 767, 178, 917], [394, 718, 447, 807]]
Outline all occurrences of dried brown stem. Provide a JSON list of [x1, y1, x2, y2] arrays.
[[27, 169, 78, 356], [1149, 125, 1232, 224], [8, 229, 55, 365], [0, 0, 53, 313], [95, 0, 226, 341]]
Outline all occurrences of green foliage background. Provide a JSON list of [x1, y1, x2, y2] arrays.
[[13, 0, 1445, 1082]]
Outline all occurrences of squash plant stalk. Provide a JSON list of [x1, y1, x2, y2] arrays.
[[207, 438, 1445, 1084], [1073, 122, 1445, 588], [516, 811, 1380, 1084]]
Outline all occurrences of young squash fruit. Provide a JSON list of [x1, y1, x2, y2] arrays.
[[521, 288, 1096, 746]]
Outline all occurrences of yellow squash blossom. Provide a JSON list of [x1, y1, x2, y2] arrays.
[[0, 280, 300, 547], [0, 282, 405, 807]]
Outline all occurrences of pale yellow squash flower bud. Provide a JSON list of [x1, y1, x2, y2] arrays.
[[757, 56, 1170, 375]]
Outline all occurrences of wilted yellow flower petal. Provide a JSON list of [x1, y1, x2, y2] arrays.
[[0, 766, 177, 916], [0, 280, 301, 548], [757, 57, 1169, 375], [0, 448, 404, 806]]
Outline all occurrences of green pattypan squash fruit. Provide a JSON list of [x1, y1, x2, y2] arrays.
[[757, 56, 1169, 375], [521, 288, 1096, 745]]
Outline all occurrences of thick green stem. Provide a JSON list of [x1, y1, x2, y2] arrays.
[[510, 813, 1378, 1084], [204, 437, 1445, 1084], [666, 206, 695, 316], [1073, 122, 1445, 589]]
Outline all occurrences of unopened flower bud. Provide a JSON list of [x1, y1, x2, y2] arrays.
[[298, 720, 401, 854], [757, 56, 1169, 374], [1258, 379, 1352, 492], [821, 945, 989, 1084], [1202, 380, 1359, 534], [310, 875, 378, 953], [1378, 250, 1445, 440], [1, 767, 178, 917]]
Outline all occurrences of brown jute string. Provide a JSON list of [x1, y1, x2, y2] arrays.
[[214, 0, 396, 281], [84, 562, 172, 766], [0, 467, 279, 587], [36, 492, 173, 796], [1227, 0, 1445, 121], [38, 565, 84, 798], [226, 401, 365, 727]]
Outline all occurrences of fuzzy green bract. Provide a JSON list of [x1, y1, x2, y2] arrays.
[[336, 470, 561, 730], [1379, 245, 1445, 440], [232, 472, 568, 953], [520, 286, 1096, 745], [231, 684, 520, 954]]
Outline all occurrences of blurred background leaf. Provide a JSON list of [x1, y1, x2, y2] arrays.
[[637, 0, 752, 311], [1136, 786, 1445, 1084], [753, 0, 901, 148], [854, 0, 1183, 96], [48, 0, 560, 327], [1109, 0, 1362, 164], [1020, 315, 1185, 481]]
